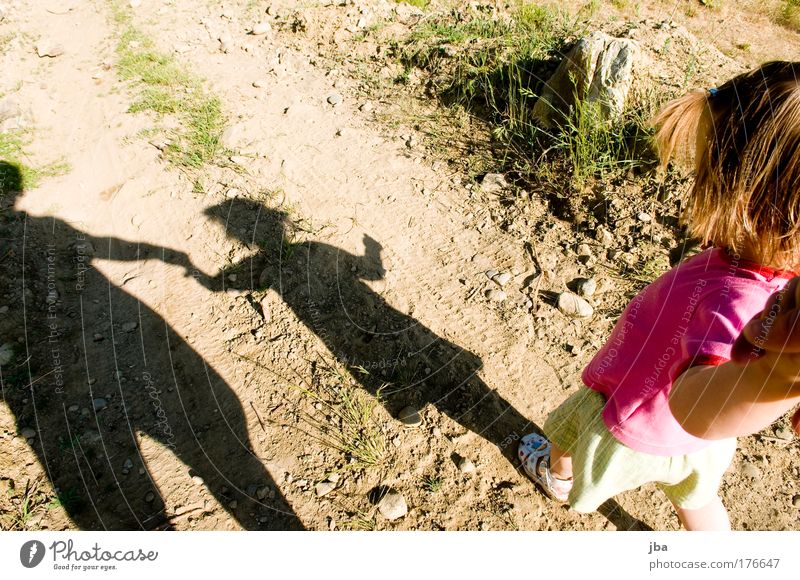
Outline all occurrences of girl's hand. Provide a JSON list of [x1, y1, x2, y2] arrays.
[[731, 276, 800, 434]]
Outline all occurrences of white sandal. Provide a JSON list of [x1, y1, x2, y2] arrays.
[[518, 433, 572, 502]]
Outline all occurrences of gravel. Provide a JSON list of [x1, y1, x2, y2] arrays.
[[376, 489, 408, 521]]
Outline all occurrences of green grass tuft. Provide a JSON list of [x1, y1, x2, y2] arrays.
[[109, 1, 225, 169], [0, 132, 70, 197]]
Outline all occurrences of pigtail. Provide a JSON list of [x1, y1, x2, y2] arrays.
[[652, 91, 711, 170]]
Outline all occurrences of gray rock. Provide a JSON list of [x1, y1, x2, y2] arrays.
[[67, 405, 79, 412], [122, 322, 138, 333], [123, 458, 133, 470], [398, 405, 422, 427], [0, 343, 14, 366], [456, 456, 476, 474], [557, 292, 593, 318], [315, 481, 336, 497], [636, 211, 652, 222], [191, 475, 205, 486], [576, 278, 597, 298], [327, 93, 343, 106], [376, 489, 408, 521], [256, 486, 268, 500], [532, 31, 638, 128], [742, 462, 760, 479], [492, 272, 512, 287], [36, 41, 65, 58], [250, 22, 272, 35], [485, 269, 499, 280], [21, 427, 36, 439], [480, 173, 508, 194], [485, 289, 507, 302], [0, 306, 8, 314], [92, 398, 108, 411], [145, 491, 155, 502]]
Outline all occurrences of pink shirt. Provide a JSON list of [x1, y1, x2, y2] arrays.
[[582, 247, 793, 456]]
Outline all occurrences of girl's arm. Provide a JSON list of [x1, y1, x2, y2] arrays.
[[669, 277, 800, 439]]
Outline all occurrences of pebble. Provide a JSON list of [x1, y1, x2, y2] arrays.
[[485, 269, 499, 280], [0, 306, 8, 314], [775, 427, 794, 441], [250, 22, 272, 35], [576, 243, 593, 258], [0, 343, 13, 365], [191, 475, 205, 486], [398, 405, 422, 427], [596, 228, 615, 247], [229, 500, 238, 509], [557, 292, 593, 318], [21, 427, 36, 439], [123, 458, 133, 470], [359, 101, 374, 112], [122, 322, 138, 332], [227, 274, 237, 282], [457, 457, 476, 474], [492, 272, 512, 287], [129, 0, 141, 7], [327, 473, 340, 483], [485, 289, 507, 302], [92, 398, 108, 411], [480, 173, 508, 194], [315, 482, 335, 497], [793, 494, 800, 508], [576, 278, 597, 298], [256, 486, 268, 500], [327, 93, 343, 106], [145, 491, 155, 502], [376, 489, 408, 521], [226, 188, 240, 199], [36, 41, 64, 58], [637, 212, 652, 222], [742, 462, 760, 479], [252, 79, 267, 88], [68, 405, 78, 412]]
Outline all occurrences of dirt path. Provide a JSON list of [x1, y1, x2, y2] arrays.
[[1, 0, 799, 531]]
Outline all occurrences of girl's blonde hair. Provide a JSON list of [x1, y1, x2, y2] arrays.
[[654, 61, 800, 269]]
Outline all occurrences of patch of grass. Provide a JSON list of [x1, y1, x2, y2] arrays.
[[396, 0, 429, 8], [0, 479, 52, 531], [422, 475, 443, 493], [109, 1, 225, 169], [780, 0, 800, 30], [295, 359, 387, 469], [0, 133, 70, 197]]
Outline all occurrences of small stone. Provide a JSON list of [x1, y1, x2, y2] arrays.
[[123, 458, 133, 470], [480, 173, 508, 194], [492, 272, 512, 287], [576, 278, 597, 298], [227, 273, 237, 282], [226, 188, 240, 199], [775, 427, 794, 441], [21, 427, 36, 439], [92, 398, 108, 411], [68, 405, 79, 412], [485, 289, 507, 302], [252, 79, 267, 88], [0, 306, 8, 314], [256, 486, 268, 500], [597, 228, 615, 247], [742, 462, 760, 479], [250, 22, 272, 35], [316, 482, 335, 497], [0, 343, 14, 365], [376, 489, 407, 521], [359, 101, 374, 112], [557, 292, 593, 318], [398, 405, 422, 427], [793, 494, 800, 508], [122, 322, 138, 332], [36, 41, 65, 58], [576, 243, 593, 258], [145, 491, 155, 502], [228, 500, 238, 509], [129, 0, 142, 7], [327, 473, 340, 483], [191, 475, 205, 486], [485, 269, 499, 280], [637, 211, 652, 222], [327, 93, 343, 106], [457, 457, 476, 474]]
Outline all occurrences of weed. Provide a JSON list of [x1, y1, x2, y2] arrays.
[[294, 358, 387, 469], [780, 0, 800, 30], [108, 1, 225, 169], [0, 132, 69, 196], [0, 479, 51, 531], [342, 509, 376, 530], [422, 475, 443, 493]]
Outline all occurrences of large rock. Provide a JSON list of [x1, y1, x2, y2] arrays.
[[532, 31, 638, 128]]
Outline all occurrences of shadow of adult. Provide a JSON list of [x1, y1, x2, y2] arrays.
[[201, 199, 536, 466], [0, 162, 301, 530]]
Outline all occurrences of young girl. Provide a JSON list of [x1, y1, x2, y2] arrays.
[[519, 61, 800, 531]]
